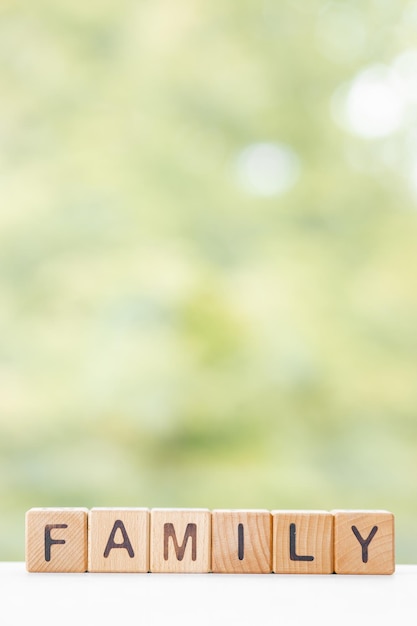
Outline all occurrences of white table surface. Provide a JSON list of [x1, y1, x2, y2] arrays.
[[1, 563, 415, 626]]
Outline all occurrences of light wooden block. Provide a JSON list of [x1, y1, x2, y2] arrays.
[[26, 508, 88, 572], [211, 510, 271, 573], [333, 510, 395, 574], [150, 508, 211, 573], [272, 510, 333, 574], [88, 508, 150, 573]]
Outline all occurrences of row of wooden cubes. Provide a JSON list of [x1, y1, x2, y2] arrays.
[[26, 508, 395, 575]]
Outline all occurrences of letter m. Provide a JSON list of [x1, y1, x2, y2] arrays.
[[164, 523, 197, 561]]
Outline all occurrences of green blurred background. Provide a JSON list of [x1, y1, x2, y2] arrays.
[[1, 0, 417, 562]]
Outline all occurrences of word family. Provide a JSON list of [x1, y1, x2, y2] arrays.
[[25, 508, 395, 575]]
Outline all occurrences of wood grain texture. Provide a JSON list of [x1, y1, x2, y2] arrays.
[[211, 510, 271, 573], [26, 508, 88, 572], [272, 510, 334, 574], [333, 510, 395, 574], [150, 509, 211, 573], [88, 508, 150, 573]]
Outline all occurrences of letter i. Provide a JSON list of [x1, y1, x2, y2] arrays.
[[238, 523, 244, 561]]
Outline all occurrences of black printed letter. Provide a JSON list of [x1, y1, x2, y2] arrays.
[[164, 523, 197, 561], [238, 523, 244, 561], [351, 525, 378, 563], [103, 520, 135, 558], [44, 524, 68, 562], [289, 523, 314, 561]]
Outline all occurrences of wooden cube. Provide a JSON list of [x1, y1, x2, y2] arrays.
[[272, 510, 333, 574], [333, 510, 395, 574], [212, 509, 271, 573], [150, 509, 211, 573], [26, 508, 88, 572], [88, 508, 150, 573]]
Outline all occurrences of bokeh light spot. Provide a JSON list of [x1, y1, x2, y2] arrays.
[[392, 49, 417, 103], [332, 65, 405, 138], [235, 142, 301, 197]]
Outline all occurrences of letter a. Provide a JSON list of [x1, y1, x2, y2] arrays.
[[103, 520, 135, 558]]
